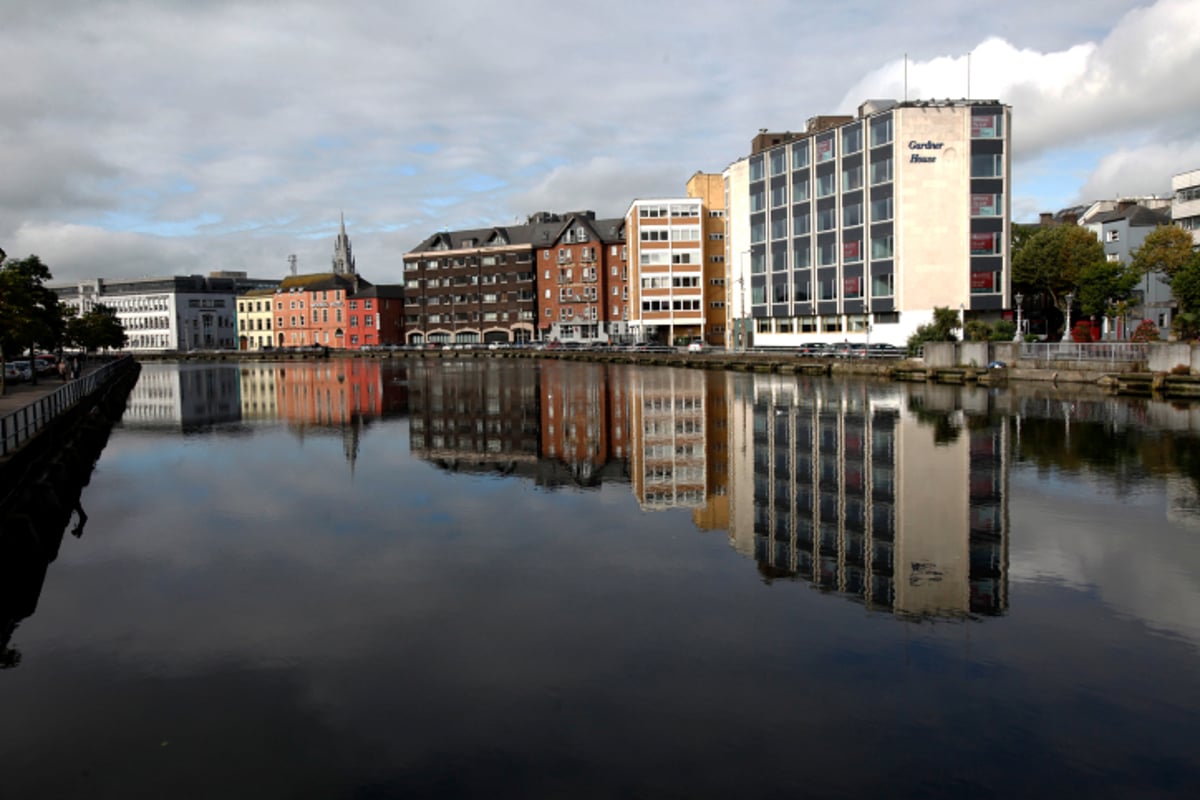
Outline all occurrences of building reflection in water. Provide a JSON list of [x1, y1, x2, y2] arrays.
[[124, 359, 1008, 619], [729, 376, 1008, 619], [123, 359, 409, 471]]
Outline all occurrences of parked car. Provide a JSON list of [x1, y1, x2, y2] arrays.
[[5, 362, 32, 382], [686, 340, 706, 353]]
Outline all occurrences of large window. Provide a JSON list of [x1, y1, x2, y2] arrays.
[[794, 276, 811, 302], [843, 202, 863, 227], [870, 196, 893, 221], [771, 218, 788, 240], [842, 164, 863, 191], [751, 252, 766, 274], [793, 209, 811, 234], [770, 149, 787, 176], [842, 126, 862, 154], [971, 271, 1001, 294], [749, 159, 765, 181], [792, 177, 810, 202], [771, 185, 788, 207], [816, 208, 837, 232], [843, 275, 863, 298], [750, 189, 766, 212], [794, 241, 812, 268], [971, 193, 1002, 216], [751, 220, 766, 244], [792, 141, 810, 169], [971, 153, 1003, 178], [816, 173, 836, 198], [818, 277, 838, 301], [870, 158, 893, 185], [818, 241, 837, 266], [816, 137, 835, 163], [871, 236, 894, 260], [869, 116, 892, 147], [971, 232, 1002, 255], [872, 272, 894, 297], [972, 113, 1003, 138], [843, 240, 862, 263]]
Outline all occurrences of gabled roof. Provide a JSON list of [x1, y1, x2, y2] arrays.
[[544, 213, 626, 247]]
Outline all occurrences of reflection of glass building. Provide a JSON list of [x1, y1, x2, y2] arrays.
[[121, 362, 242, 431], [728, 375, 1008, 618], [629, 368, 709, 511]]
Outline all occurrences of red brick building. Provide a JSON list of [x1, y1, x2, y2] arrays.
[[535, 212, 629, 344]]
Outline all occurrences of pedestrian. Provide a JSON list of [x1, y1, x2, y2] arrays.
[[58, 360, 68, 382], [71, 356, 80, 379]]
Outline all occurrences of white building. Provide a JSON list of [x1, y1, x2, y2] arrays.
[[724, 98, 1012, 348], [1172, 168, 1200, 247], [50, 273, 278, 352]]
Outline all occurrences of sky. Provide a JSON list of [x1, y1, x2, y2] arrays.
[[3, 0, 1200, 286]]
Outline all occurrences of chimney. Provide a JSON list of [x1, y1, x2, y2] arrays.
[[1116, 199, 1136, 213], [1039, 212, 1053, 226]]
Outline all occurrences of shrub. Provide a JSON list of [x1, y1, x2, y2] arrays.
[[990, 320, 1017, 341], [963, 319, 992, 342], [1130, 319, 1161, 343], [1169, 364, 1191, 376]]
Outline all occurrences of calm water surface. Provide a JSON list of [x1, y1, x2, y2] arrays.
[[3, 358, 1200, 798]]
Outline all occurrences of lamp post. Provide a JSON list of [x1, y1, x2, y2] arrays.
[[738, 250, 750, 351], [1064, 291, 1074, 342], [1013, 292, 1023, 342]]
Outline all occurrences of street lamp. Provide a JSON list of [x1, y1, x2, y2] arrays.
[[738, 250, 750, 351], [1013, 292, 1023, 342], [1064, 291, 1074, 341]]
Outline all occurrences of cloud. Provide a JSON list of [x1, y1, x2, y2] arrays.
[[2, 0, 1197, 279]]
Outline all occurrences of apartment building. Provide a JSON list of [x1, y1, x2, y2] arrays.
[[725, 99, 1012, 348], [237, 287, 277, 351], [536, 212, 629, 344], [626, 173, 727, 346]]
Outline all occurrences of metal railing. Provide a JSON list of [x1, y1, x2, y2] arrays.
[[0, 356, 134, 457], [1017, 342, 1149, 364]]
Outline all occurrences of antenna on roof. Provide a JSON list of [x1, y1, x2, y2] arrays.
[[288, 254, 297, 275]]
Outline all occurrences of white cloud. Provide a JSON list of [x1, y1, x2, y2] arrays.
[[2, 0, 1197, 279]]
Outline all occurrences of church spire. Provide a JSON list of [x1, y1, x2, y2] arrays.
[[332, 212, 355, 276]]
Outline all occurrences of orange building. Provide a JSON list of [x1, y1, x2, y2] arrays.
[[273, 273, 361, 348], [534, 212, 628, 344]]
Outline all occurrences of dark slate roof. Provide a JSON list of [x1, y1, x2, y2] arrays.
[[406, 212, 618, 254], [352, 284, 404, 299], [1089, 204, 1171, 227]]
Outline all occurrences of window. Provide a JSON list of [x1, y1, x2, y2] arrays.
[[971, 232, 1002, 255], [843, 202, 863, 227], [793, 210, 810, 233], [816, 173, 836, 198], [971, 153, 1003, 178], [818, 277, 838, 301], [842, 164, 863, 191], [843, 240, 862, 263], [971, 271, 1001, 294], [816, 208, 837, 231], [872, 272, 894, 297], [749, 159, 765, 181], [770, 149, 786, 176], [792, 177, 810, 202], [751, 221, 766, 244], [972, 113, 1003, 138], [843, 275, 862, 298], [818, 241, 837, 266], [771, 185, 788, 207], [793, 241, 811, 268], [869, 116, 892, 147], [816, 137, 835, 163], [1106, 229, 1120, 242], [870, 158, 893, 185], [842, 126, 862, 154], [870, 195, 893, 221], [750, 190, 766, 212], [791, 141, 810, 169], [971, 193, 1002, 217], [871, 236, 894, 260], [751, 252, 766, 274], [771, 218, 788, 240]]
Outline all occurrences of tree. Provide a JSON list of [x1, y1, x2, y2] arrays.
[[0, 254, 64, 392], [1169, 251, 1200, 341], [69, 304, 128, 355], [1012, 224, 1106, 326], [1129, 225, 1195, 283], [1077, 258, 1140, 317], [906, 306, 962, 355]]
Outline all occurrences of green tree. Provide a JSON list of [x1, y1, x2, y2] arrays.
[[1169, 251, 1200, 341], [69, 304, 128, 355], [1077, 258, 1140, 317], [0, 254, 64, 392], [1012, 224, 1105, 323], [906, 306, 962, 355], [1129, 225, 1195, 283]]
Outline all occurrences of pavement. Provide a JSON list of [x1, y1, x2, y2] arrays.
[[0, 366, 98, 417]]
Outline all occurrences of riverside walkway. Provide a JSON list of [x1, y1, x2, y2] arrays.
[[0, 358, 126, 461]]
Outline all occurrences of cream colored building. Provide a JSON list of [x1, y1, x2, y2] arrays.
[[724, 99, 1012, 349], [237, 287, 277, 350], [1172, 168, 1200, 247]]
